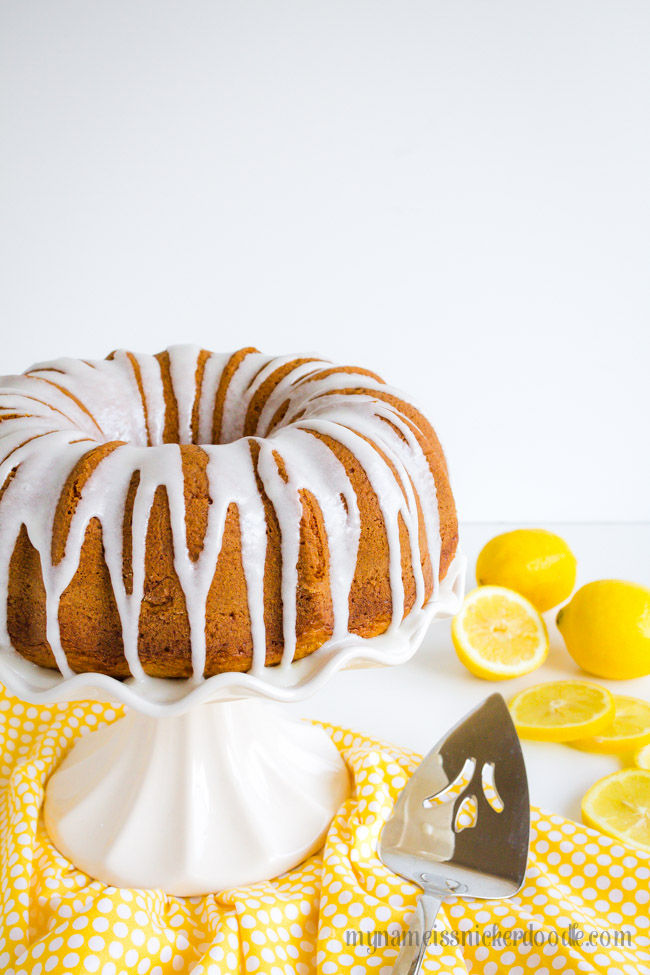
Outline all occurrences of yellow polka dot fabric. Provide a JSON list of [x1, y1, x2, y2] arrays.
[[1, 683, 650, 975]]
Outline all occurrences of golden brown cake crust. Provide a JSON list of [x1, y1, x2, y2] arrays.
[[2, 348, 458, 678]]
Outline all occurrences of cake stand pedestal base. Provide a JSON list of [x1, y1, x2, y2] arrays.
[[43, 698, 349, 896]]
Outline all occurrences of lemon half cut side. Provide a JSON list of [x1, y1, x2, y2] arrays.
[[452, 586, 548, 680]]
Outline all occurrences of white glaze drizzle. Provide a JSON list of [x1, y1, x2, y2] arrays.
[[168, 344, 202, 446], [0, 346, 444, 679]]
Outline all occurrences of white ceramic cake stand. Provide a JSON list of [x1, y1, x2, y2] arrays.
[[0, 556, 464, 896]]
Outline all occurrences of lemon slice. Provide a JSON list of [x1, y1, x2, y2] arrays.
[[635, 743, 650, 770], [582, 768, 650, 852], [509, 680, 615, 742], [571, 695, 650, 754], [451, 586, 548, 680]]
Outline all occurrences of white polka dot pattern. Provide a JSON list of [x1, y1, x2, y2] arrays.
[[1, 685, 649, 974]]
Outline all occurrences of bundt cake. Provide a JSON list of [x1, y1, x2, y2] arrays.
[[0, 346, 457, 679]]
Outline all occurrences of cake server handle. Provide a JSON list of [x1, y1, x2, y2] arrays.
[[391, 891, 443, 975]]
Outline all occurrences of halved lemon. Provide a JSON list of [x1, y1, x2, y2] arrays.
[[582, 768, 650, 852], [452, 586, 548, 680], [571, 695, 650, 754], [635, 742, 650, 770], [509, 680, 615, 742]]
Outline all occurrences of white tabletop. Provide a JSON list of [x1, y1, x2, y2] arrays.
[[293, 523, 650, 823]]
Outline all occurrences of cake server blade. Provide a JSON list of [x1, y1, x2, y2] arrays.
[[378, 693, 530, 975]]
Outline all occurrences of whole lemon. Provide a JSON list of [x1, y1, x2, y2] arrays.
[[557, 580, 650, 680], [475, 529, 577, 612]]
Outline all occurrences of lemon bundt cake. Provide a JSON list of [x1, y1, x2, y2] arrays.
[[0, 346, 457, 679]]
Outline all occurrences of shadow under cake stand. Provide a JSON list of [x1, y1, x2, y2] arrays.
[[0, 556, 464, 897]]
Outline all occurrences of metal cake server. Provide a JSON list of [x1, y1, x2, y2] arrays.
[[378, 693, 530, 975]]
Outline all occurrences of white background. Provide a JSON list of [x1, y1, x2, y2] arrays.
[[1, 1, 649, 522]]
